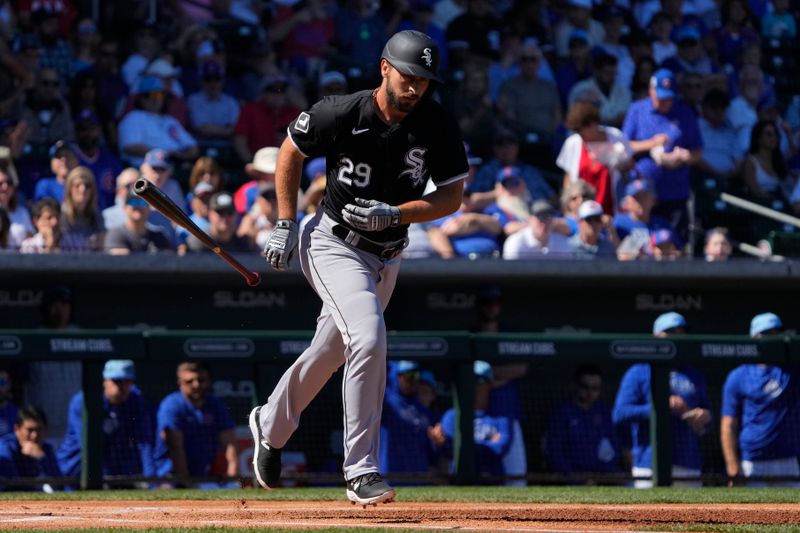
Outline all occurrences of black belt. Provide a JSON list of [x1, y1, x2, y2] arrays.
[[331, 224, 406, 260]]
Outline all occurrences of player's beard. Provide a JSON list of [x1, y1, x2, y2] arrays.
[[386, 82, 418, 114]]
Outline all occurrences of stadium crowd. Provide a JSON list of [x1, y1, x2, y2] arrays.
[[0, 0, 799, 260]]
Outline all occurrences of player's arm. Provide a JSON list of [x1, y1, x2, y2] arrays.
[[720, 415, 741, 484], [397, 180, 463, 224], [274, 136, 306, 221], [219, 428, 239, 477], [162, 428, 189, 478]]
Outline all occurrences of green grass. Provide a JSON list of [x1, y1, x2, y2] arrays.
[[2, 485, 800, 504]]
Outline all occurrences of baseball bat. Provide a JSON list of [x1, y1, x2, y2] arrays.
[[133, 178, 261, 287]]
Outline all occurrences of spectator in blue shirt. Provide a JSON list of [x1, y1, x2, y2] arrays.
[[154, 361, 238, 484], [613, 312, 712, 487], [614, 179, 674, 242], [430, 361, 513, 482], [721, 312, 800, 487], [0, 405, 61, 492], [57, 360, 155, 482], [546, 365, 621, 478], [622, 68, 702, 243], [71, 110, 123, 211], [381, 360, 436, 476]]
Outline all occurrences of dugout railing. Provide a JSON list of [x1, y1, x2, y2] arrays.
[[0, 329, 791, 489]]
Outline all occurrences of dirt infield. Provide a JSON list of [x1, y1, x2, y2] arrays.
[[0, 500, 799, 531]]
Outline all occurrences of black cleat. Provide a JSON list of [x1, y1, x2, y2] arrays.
[[249, 406, 282, 489], [346, 472, 396, 506]]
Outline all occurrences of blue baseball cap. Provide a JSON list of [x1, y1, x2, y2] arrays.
[[474, 360, 493, 382], [624, 179, 654, 198], [136, 75, 164, 95], [395, 360, 419, 375], [419, 370, 437, 387], [568, 29, 590, 46], [653, 312, 687, 334], [144, 149, 171, 169], [651, 228, 680, 247], [750, 312, 783, 337], [496, 166, 523, 186], [675, 25, 701, 43], [650, 68, 676, 99], [103, 359, 135, 380]]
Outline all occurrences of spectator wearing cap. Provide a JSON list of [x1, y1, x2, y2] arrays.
[[0, 162, 35, 249], [71, 17, 100, 73], [301, 157, 327, 217], [650, 227, 683, 260], [21, 68, 75, 147], [430, 361, 513, 480], [545, 364, 622, 478], [613, 312, 712, 488], [470, 128, 554, 205], [697, 89, 743, 178], [31, 5, 76, 81], [270, 0, 335, 77], [721, 312, 800, 487], [761, 0, 796, 39], [185, 191, 256, 254], [613, 178, 673, 243], [568, 54, 632, 128], [381, 360, 436, 476], [187, 61, 240, 143], [233, 72, 300, 164], [20, 198, 62, 254], [595, 5, 636, 90], [176, 181, 214, 253], [557, 102, 634, 215], [443, 0, 502, 62], [71, 109, 123, 210], [568, 199, 617, 259], [0, 405, 61, 491], [661, 25, 716, 77], [121, 23, 161, 91], [101, 167, 140, 230], [123, 58, 188, 127], [234, 146, 279, 215], [554, 29, 594, 106], [237, 181, 279, 250], [118, 76, 198, 167], [317, 71, 348, 99], [33, 141, 78, 204], [503, 199, 571, 259], [554, 0, 605, 58], [704, 226, 733, 261], [104, 189, 173, 255], [622, 68, 702, 244], [496, 42, 562, 152], [57, 360, 155, 481]]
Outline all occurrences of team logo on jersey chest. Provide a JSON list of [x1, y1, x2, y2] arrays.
[[399, 147, 428, 187]]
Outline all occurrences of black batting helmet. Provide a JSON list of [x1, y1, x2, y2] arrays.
[[380, 30, 441, 82]]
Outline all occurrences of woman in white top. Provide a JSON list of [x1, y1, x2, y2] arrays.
[[743, 120, 790, 201], [0, 163, 34, 249]]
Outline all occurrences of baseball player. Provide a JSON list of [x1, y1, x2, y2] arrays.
[[249, 30, 468, 505]]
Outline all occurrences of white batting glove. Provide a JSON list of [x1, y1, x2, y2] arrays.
[[342, 198, 401, 232], [264, 219, 298, 271]]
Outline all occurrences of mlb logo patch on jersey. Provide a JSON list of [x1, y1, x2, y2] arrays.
[[295, 112, 310, 133]]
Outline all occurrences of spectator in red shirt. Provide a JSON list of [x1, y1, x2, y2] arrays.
[[233, 73, 300, 165]]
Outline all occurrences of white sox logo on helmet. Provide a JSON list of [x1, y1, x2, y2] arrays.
[[421, 48, 432, 67], [399, 148, 428, 187]]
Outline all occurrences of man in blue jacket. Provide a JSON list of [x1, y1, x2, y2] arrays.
[[613, 312, 712, 487], [0, 405, 61, 491], [57, 360, 155, 483], [721, 312, 800, 487]]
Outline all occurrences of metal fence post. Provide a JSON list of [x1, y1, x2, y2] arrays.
[[80, 360, 104, 490], [453, 361, 475, 484], [649, 363, 672, 487]]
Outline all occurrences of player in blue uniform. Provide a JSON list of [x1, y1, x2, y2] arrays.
[[381, 360, 436, 476], [0, 405, 61, 491], [154, 361, 238, 483], [546, 365, 621, 478], [57, 360, 155, 481], [612, 312, 712, 487], [430, 361, 513, 481], [721, 312, 800, 487]]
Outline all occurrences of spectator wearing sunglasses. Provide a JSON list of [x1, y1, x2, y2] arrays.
[[104, 189, 173, 254], [567, 200, 617, 259]]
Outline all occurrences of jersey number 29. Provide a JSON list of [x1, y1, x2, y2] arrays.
[[336, 158, 372, 188]]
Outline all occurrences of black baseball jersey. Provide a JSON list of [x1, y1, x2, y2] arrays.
[[287, 89, 468, 242]]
